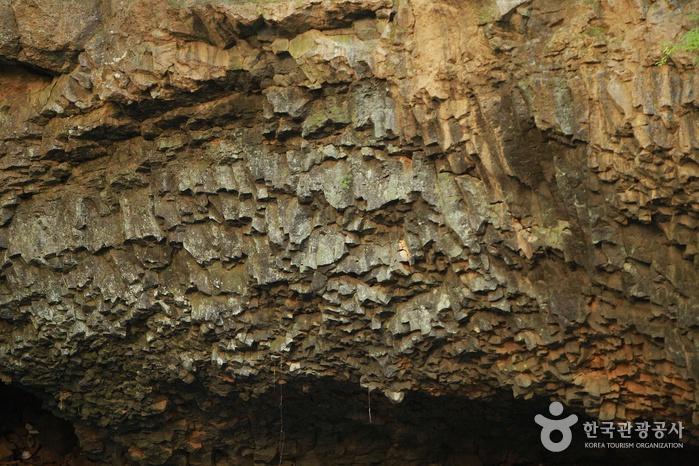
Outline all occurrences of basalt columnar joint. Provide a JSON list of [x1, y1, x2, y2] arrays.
[[1, 0, 698, 464]]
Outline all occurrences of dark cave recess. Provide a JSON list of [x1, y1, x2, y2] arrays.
[[0, 383, 93, 466], [244, 380, 697, 465], [1, 380, 696, 465], [135, 378, 698, 465]]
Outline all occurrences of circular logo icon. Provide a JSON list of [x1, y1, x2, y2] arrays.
[[534, 401, 579, 452]]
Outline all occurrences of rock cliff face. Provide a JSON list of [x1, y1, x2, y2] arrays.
[[1, 0, 699, 464]]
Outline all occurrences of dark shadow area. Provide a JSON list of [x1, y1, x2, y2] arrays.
[[7, 377, 692, 465], [0, 384, 93, 465], [0, 62, 53, 93], [218, 378, 698, 465]]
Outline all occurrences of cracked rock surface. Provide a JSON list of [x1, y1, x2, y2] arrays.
[[1, 0, 699, 463]]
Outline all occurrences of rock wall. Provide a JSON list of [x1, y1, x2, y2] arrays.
[[1, 0, 699, 463]]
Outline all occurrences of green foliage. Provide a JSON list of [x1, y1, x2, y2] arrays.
[[657, 15, 699, 66], [340, 173, 353, 190]]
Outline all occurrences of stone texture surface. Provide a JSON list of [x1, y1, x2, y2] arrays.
[[1, 0, 699, 463]]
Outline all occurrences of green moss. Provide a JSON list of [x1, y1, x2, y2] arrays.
[[584, 26, 606, 37], [476, 2, 500, 25], [340, 173, 353, 190]]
